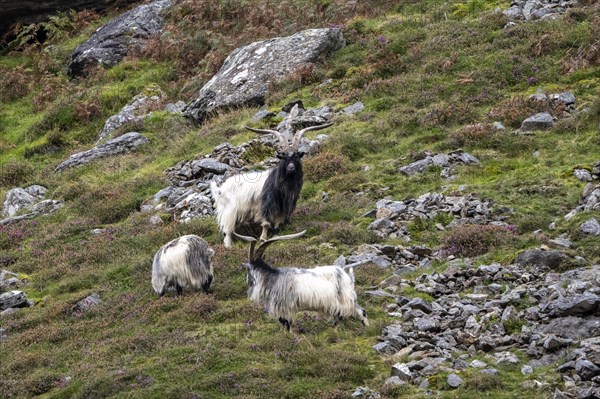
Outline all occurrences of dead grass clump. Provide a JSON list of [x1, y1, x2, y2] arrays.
[[0, 66, 31, 102], [304, 151, 348, 182], [442, 223, 517, 257]]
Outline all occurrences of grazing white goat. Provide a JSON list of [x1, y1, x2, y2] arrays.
[[234, 230, 369, 331], [152, 235, 214, 296], [211, 117, 333, 248]]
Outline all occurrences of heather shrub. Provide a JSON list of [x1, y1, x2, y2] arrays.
[[488, 95, 568, 128], [449, 123, 499, 148], [303, 151, 348, 182], [319, 221, 378, 246], [73, 185, 142, 224], [442, 223, 517, 257]]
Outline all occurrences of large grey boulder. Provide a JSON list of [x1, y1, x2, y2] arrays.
[[540, 316, 600, 340], [2, 185, 47, 218], [520, 112, 553, 131], [546, 293, 600, 318], [184, 28, 345, 122], [55, 132, 150, 172], [67, 0, 172, 77], [515, 249, 568, 270]]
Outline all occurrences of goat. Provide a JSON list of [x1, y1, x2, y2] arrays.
[[152, 235, 214, 296], [234, 230, 369, 331], [211, 120, 333, 248]]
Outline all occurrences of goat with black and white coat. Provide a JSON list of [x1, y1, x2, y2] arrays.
[[211, 114, 332, 248], [234, 230, 369, 331], [152, 235, 214, 296]]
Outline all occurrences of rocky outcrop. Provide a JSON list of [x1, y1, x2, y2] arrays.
[[504, 0, 577, 21], [399, 150, 480, 179], [2, 185, 47, 218], [1, 185, 64, 225], [370, 263, 600, 398], [55, 132, 150, 172], [565, 182, 600, 221], [368, 193, 512, 241], [0, 291, 30, 311], [0, 200, 64, 225], [151, 102, 333, 222], [67, 0, 172, 77], [183, 28, 345, 122]]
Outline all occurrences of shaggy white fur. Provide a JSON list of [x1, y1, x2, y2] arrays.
[[211, 170, 271, 248], [152, 235, 214, 296]]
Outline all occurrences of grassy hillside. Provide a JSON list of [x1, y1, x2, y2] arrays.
[[1, 0, 600, 397]]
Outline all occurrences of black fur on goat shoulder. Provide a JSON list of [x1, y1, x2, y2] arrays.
[[260, 151, 304, 226]]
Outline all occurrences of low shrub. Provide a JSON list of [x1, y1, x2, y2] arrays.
[[442, 223, 517, 257], [303, 151, 348, 182]]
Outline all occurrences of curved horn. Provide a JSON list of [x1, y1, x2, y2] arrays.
[[245, 127, 289, 152], [253, 230, 307, 260], [290, 122, 333, 151], [233, 232, 258, 261]]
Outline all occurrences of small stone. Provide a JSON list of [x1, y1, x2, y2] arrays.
[[413, 316, 439, 332], [447, 373, 463, 389], [251, 109, 276, 121], [470, 360, 487, 368], [391, 363, 412, 382], [493, 351, 519, 365], [521, 365, 533, 375], [339, 102, 365, 115], [549, 237, 572, 249], [72, 293, 101, 314], [581, 218, 600, 236], [492, 121, 505, 130], [575, 359, 600, 381], [574, 169, 593, 182], [0, 328, 5, 342], [383, 376, 406, 388], [406, 298, 432, 314]]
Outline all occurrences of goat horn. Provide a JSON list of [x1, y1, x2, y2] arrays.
[[245, 127, 290, 152], [290, 122, 334, 151], [233, 232, 258, 260], [253, 230, 307, 260]]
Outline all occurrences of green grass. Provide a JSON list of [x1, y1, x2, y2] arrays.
[[1, 0, 600, 397]]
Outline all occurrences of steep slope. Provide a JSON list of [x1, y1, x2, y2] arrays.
[[1, 0, 600, 398]]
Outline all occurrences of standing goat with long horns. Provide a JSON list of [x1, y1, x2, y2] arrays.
[[211, 110, 332, 248], [234, 230, 369, 331]]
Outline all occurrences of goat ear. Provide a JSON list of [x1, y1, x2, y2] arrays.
[[276, 152, 286, 159], [298, 151, 306, 158]]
